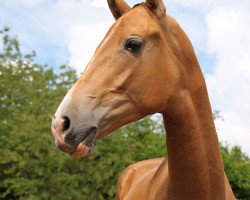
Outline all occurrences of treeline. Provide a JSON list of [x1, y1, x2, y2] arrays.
[[0, 27, 249, 200]]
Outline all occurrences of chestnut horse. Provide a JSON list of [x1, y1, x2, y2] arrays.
[[51, 0, 236, 199]]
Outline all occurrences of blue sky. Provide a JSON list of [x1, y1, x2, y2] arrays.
[[1, 0, 250, 155]]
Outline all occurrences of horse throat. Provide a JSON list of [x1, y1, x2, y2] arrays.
[[163, 77, 226, 199]]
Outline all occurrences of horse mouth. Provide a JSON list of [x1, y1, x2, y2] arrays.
[[68, 128, 97, 158], [69, 142, 95, 158]]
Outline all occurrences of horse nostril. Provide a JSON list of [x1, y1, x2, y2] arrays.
[[62, 116, 70, 131]]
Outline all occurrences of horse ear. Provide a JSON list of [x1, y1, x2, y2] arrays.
[[107, 0, 131, 20], [146, 0, 166, 18]]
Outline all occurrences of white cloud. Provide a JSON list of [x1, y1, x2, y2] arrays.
[[67, 22, 112, 73], [206, 2, 250, 155]]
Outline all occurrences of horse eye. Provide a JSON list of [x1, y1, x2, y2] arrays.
[[124, 39, 143, 54]]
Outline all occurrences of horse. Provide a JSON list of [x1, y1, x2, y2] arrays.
[[51, 0, 236, 199]]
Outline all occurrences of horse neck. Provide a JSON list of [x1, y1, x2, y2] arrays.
[[162, 67, 226, 199]]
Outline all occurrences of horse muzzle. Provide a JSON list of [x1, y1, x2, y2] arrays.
[[51, 112, 98, 158]]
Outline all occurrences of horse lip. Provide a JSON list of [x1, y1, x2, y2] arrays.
[[82, 127, 97, 144], [68, 127, 97, 157]]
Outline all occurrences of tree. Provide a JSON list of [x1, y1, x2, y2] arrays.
[[221, 145, 250, 199], [0, 26, 78, 199]]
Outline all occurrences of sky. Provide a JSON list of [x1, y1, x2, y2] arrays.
[[1, 0, 250, 155]]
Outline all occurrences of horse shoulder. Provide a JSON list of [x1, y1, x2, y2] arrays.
[[116, 158, 166, 200]]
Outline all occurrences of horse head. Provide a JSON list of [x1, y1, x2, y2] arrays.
[[51, 0, 192, 157]]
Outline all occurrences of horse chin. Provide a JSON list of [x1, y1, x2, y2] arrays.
[[69, 142, 95, 158], [69, 132, 95, 158]]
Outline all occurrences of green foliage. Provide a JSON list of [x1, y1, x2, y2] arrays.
[[0, 27, 249, 200], [221, 145, 250, 199]]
